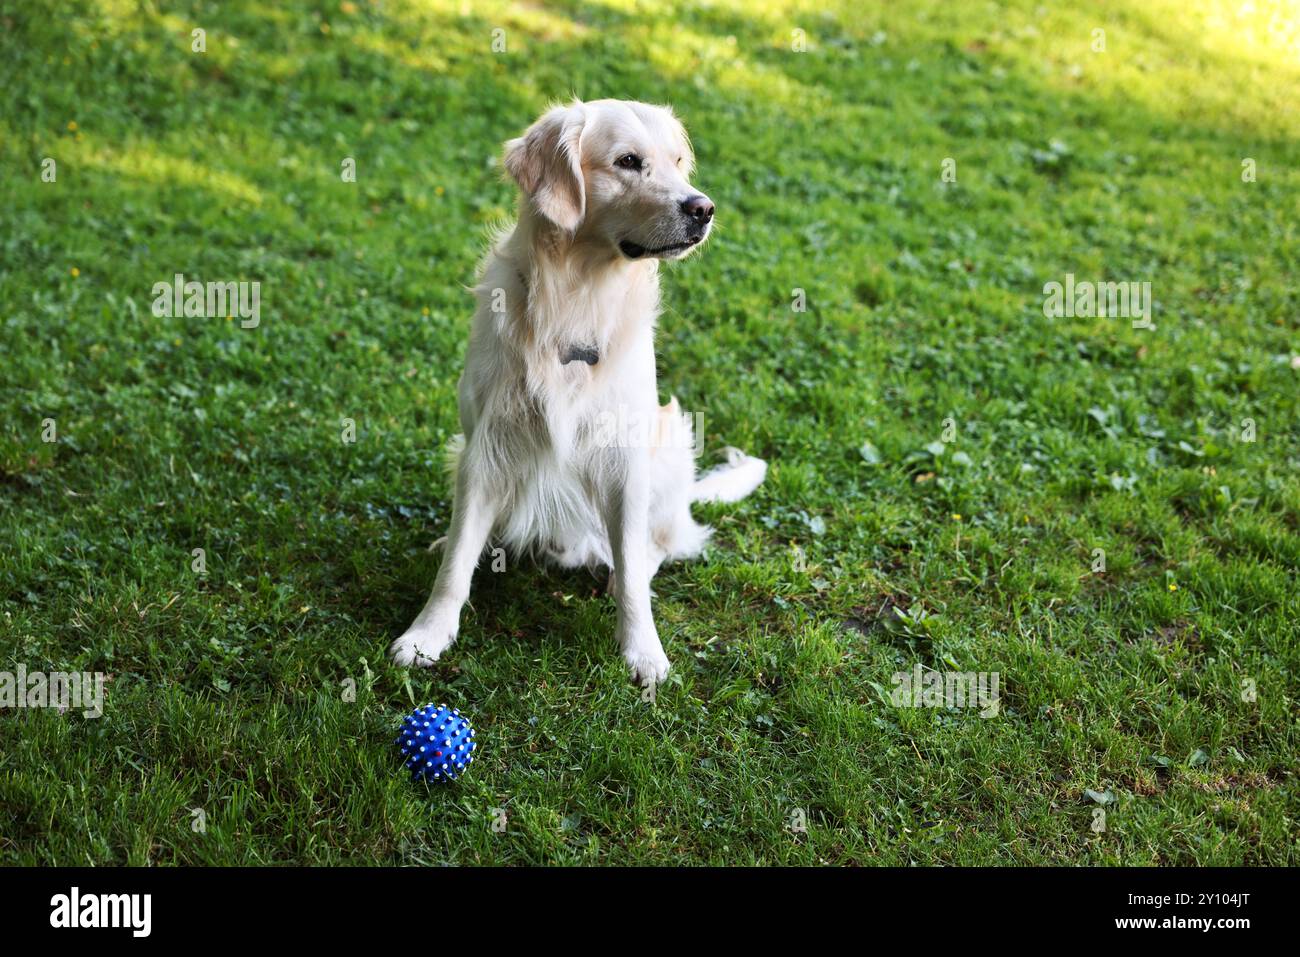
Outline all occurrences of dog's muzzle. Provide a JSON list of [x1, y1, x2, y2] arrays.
[[618, 235, 705, 259]]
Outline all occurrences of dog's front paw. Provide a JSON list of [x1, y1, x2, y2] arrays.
[[388, 621, 456, 668], [622, 642, 670, 687]]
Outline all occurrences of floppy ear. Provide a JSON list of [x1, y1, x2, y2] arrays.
[[503, 104, 586, 232]]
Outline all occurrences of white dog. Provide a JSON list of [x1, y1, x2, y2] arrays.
[[388, 99, 766, 684]]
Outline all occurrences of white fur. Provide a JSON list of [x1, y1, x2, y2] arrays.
[[388, 99, 766, 684]]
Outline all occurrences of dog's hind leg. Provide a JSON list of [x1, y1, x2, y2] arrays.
[[643, 399, 713, 573], [647, 402, 765, 563]]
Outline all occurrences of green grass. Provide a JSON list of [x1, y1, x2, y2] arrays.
[[2, 0, 1298, 865]]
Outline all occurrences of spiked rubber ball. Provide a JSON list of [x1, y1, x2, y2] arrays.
[[395, 703, 476, 782]]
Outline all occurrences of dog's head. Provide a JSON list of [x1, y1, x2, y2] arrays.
[[504, 98, 713, 261]]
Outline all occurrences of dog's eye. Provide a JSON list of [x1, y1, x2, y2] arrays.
[[615, 153, 642, 171]]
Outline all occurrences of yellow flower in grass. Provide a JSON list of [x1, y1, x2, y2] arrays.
[[1168, 582, 1178, 592], [67, 120, 77, 132], [70, 267, 80, 277]]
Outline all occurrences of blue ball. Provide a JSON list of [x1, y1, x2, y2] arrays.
[[395, 703, 476, 783]]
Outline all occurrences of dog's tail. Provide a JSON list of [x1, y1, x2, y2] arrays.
[[692, 447, 767, 504]]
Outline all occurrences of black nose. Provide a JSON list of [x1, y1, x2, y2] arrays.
[[681, 194, 715, 223]]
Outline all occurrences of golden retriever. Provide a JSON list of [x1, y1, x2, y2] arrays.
[[389, 99, 766, 684]]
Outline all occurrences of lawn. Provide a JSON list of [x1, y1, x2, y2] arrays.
[[1, 0, 1297, 865]]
